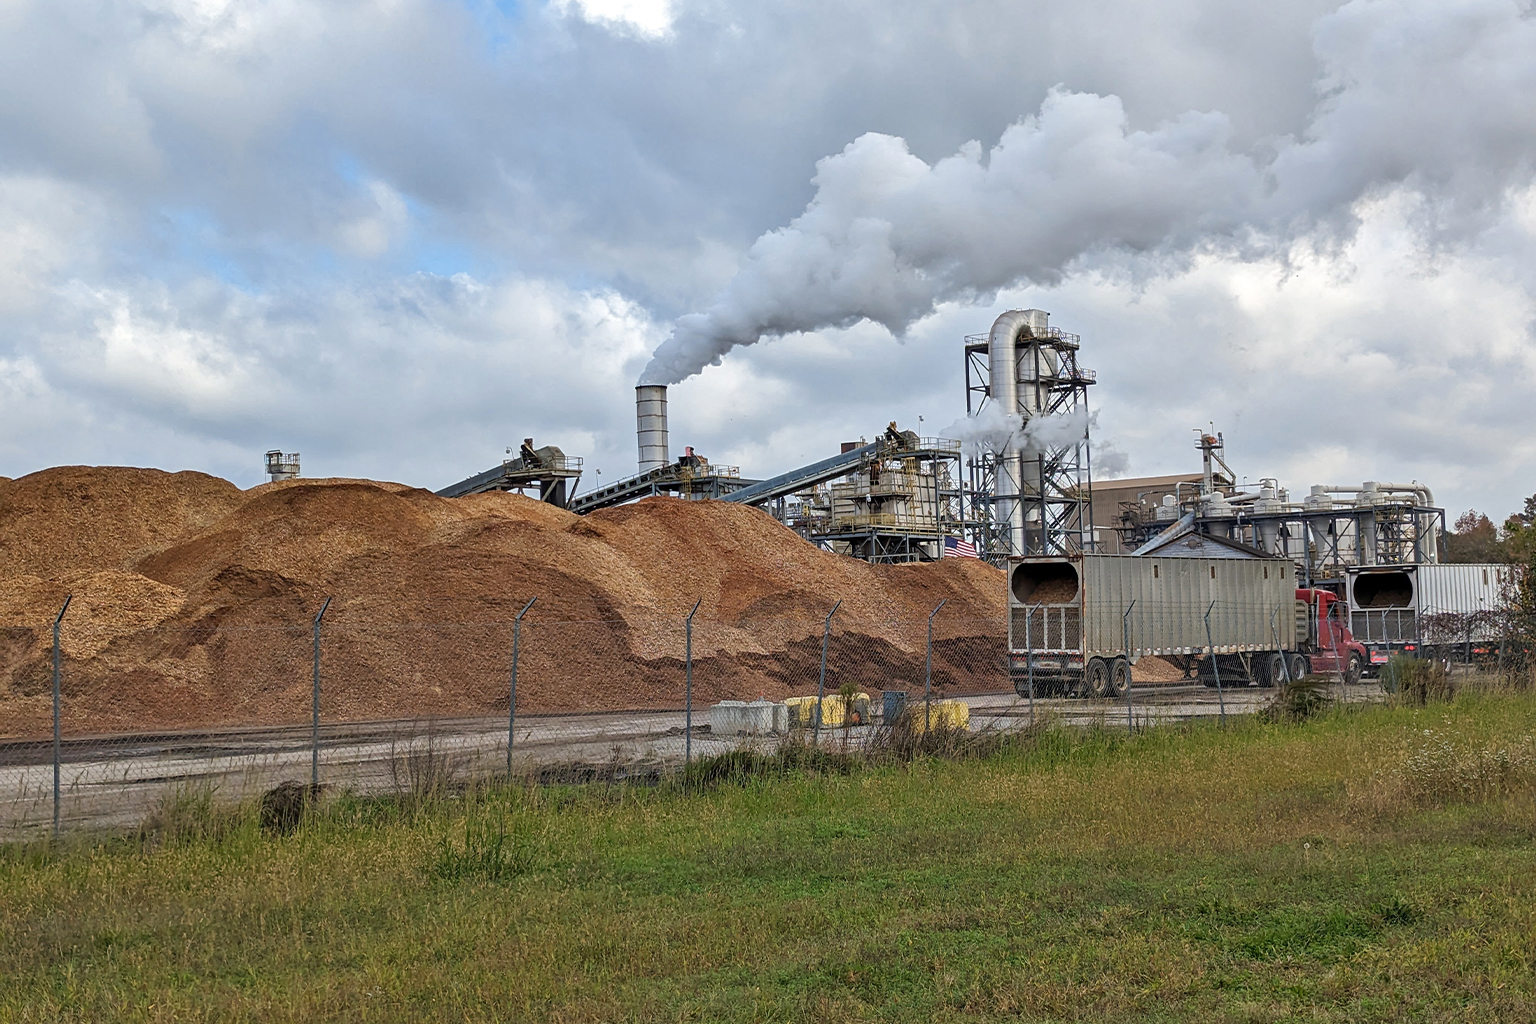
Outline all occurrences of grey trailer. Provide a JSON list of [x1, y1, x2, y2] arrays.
[[1007, 554, 1305, 697], [1347, 563, 1515, 668]]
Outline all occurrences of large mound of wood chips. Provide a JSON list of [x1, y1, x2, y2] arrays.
[[0, 468, 1007, 735]]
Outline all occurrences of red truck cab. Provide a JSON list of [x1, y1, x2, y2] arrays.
[[1297, 588, 1369, 683]]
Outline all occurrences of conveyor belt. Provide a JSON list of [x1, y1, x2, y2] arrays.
[[721, 442, 878, 506]]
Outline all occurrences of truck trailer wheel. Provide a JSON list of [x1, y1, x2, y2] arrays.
[[1288, 654, 1308, 681], [1260, 652, 1286, 688], [1109, 658, 1131, 698], [1086, 658, 1111, 699]]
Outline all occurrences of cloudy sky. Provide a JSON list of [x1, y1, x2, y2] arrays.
[[2, 0, 1534, 521]]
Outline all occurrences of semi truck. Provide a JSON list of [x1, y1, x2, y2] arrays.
[[1347, 563, 1515, 669], [1007, 554, 1369, 697]]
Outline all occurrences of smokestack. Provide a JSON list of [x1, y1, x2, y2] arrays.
[[636, 385, 669, 472]]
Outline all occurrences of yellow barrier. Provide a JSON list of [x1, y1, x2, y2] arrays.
[[909, 699, 970, 734], [784, 693, 873, 729], [783, 696, 817, 728]]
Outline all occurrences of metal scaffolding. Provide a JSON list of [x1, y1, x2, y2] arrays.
[[963, 328, 1096, 563]]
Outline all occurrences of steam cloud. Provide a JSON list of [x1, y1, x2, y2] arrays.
[[639, 0, 1536, 385], [940, 406, 1091, 459]]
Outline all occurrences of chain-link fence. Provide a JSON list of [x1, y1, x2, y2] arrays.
[[3, 595, 1400, 836]]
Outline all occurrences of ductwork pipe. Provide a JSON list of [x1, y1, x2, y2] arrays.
[[1311, 481, 1440, 563], [1367, 482, 1435, 507], [1205, 490, 1261, 504], [987, 310, 1048, 552], [636, 385, 669, 473], [1312, 482, 1434, 507]]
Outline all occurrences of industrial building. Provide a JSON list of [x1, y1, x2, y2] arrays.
[[434, 307, 1092, 565], [1119, 431, 1446, 584], [778, 430, 969, 563], [432, 307, 1452, 582], [1089, 472, 1224, 553]]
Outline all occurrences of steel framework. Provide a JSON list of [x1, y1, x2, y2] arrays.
[[963, 330, 1096, 563]]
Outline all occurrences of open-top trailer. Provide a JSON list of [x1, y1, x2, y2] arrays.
[[1007, 554, 1368, 697]]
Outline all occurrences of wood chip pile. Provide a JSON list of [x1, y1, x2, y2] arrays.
[[1, 467, 1007, 735]]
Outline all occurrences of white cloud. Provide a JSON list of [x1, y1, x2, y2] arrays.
[[553, 0, 676, 39], [335, 180, 410, 258], [0, 269, 662, 486], [0, 176, 98, 313], [642, 0, 1536, 384], [0, 0, 1534, 525], [1023, 184, 1536, 515]]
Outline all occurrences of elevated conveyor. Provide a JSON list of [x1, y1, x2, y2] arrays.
[[436, 444, 582, 506], [721, 442, 879, 506]]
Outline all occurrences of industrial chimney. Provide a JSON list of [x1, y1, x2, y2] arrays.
[[636, 385, 669, 472]]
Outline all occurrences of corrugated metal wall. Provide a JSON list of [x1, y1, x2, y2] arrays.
[[1010, 555, 1297, 658], [1414, 564, 1511, 615], [1083, 555, 1296, 658]]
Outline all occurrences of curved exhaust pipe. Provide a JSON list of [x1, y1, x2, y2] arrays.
[[987, 309, 1050, 551]]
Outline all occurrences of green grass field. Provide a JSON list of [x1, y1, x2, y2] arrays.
[[3, 693, 1535, 1023]]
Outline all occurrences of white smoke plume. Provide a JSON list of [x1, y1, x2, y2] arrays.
[[1093, 440, 1131, 479], [640, 0, 1536, 385], [940, 406, 1091, 460]]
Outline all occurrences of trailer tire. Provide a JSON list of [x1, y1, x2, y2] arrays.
[[1109, 658, 1131, 698], [1086, 658, 1111, 699], [1260, 652, 1286, 688], [1288, 654, 1308, 681], [1345, 653, 1364, 687]]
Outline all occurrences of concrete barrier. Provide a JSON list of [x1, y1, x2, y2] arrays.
[[709, 700, 787, 736]]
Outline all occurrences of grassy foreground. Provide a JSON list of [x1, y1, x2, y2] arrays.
[[3, 696, 1535, 1023]]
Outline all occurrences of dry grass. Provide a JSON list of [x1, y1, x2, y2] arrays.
[[2, 694, 1535, 1022]]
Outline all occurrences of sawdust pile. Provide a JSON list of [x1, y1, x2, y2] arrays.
[[1, 468, 1006, 736], [1132, 655, 1188, 684], [1022, 579, 1079, 604]]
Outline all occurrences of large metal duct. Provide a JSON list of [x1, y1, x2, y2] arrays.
[[636, 385, 670, 473], [1315, 481, 1439, 562], [987, 309, 1051, 552]]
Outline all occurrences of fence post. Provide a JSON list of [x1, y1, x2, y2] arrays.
[[311, 596, 332, 790], [1122, 600, 1136, 735], [685, 598, 702, 774], [1204, 600, 1226, 726], [1026, 603, 1037, 727], [1498, 611, 1506, 681], [814, 600, 842, 746], [51, 594, 72, 839], [507, 597, 537, 775], [924, 600, 946, 732], [1270, 607, 1292, 685]]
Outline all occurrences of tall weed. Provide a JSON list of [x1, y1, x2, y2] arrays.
[[140, 781, 249, 846], [432, 800, 546, 883], [1258, 675, 1335, 724], [1382, 656, 1454, 706], [1387, 729, 1536, 805]]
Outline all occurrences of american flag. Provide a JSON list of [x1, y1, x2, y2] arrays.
[[943, 536, 979, 559]]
